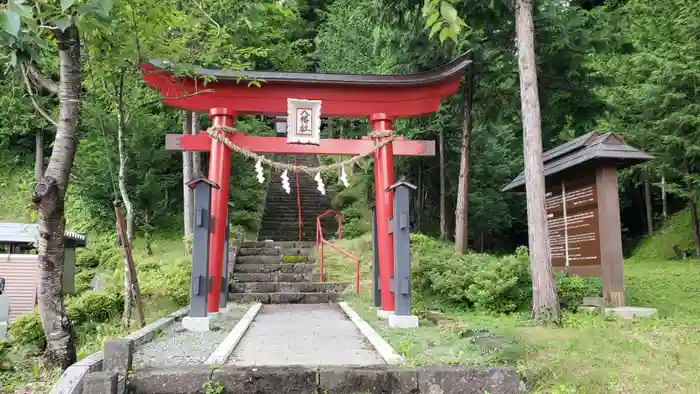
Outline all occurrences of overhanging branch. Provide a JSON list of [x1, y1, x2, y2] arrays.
[[25, 62, 59, 95], [20, 63, 58, 127]]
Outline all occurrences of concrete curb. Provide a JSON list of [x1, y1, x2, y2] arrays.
[[206, 303, 263, 365], [49, 306, 189, 394], [338, 301, 404, 365]]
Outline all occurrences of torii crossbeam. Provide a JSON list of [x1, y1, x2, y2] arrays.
[[141, 52, 472, 316]]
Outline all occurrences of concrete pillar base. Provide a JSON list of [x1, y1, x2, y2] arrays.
[[0, 322, 7, 340], [182, 316, 212, 332], [377, 309, 395, 319], [388, 314, 419, 329]]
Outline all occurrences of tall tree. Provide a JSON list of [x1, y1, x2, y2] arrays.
[[424, 0, 560, 320], [454, 63, 474, 252], [514, 0, 559, 321], [0, 0, 114, 368]]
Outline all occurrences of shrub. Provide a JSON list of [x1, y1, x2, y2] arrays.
[[411, 234, 482, 305], [8, 310, 45, 349], [340, 202, 371, 238], [555, 271, 603, 311], [467, 254, 532, 313], [140, 257, 190, 306], [75, 248, 101, 269], [66, 290, 124, 326], [74, 269, 97, 294], [410, 236, 603, 314]]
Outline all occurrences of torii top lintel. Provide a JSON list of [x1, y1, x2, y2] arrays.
[[140, 52, 473, 118]]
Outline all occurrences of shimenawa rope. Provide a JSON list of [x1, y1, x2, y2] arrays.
[[206, 125, 397, 176]]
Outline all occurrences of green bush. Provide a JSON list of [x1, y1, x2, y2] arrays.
[[467, 254, 532, 313], [74, 269, 97, 294], [555, 271, 602, 311], [411, 234, 482, 305], [8, 310, 45, 349], [66, 290, 124, 326], [340, 202, 371, 238], [140, 257, 190, 306], [411, 236, 603, 314]]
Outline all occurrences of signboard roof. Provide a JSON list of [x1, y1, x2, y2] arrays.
[[0, 222, 86, 247], [502, 131, 653, 191]]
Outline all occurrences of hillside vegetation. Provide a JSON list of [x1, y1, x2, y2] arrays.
[[633, 208, 698, 261]]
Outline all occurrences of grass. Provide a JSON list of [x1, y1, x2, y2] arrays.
[[323, 235, 700, 394]]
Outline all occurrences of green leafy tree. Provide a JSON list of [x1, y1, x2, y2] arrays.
[[0, 0, 114, 368]]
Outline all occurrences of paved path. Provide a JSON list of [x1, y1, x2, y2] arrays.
[[228, 304, 384, 366]]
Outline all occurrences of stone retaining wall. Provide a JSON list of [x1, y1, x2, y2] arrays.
[[120, 365, 525, 394]]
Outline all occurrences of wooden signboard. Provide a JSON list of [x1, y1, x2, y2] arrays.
[[546, 172, 601, 270], [543, 166, 626, 306], [504, 132, 653, 308]]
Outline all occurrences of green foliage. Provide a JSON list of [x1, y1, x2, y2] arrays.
[[633, 208, 695, 260], [202, 379, 224, 394], [467, 255, 532, 313], [409, 233, 600, 313], [139, 257, 190, 306], [554, 272, 602, 312], [8, 310, 45, 349], [66, 290, 124, 326], [281, 255, 308, 263]]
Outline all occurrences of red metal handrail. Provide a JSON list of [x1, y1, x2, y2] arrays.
[[316, 210, 360, 295]]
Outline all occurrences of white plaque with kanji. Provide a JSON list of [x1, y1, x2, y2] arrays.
[[287, 98, 321, 145]]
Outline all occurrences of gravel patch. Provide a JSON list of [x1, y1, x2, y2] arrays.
[[133, 305, 248, 368]]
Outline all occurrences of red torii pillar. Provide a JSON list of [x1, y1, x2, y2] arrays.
[[206, 109, 235, 314], [370, 113, 396, 313]]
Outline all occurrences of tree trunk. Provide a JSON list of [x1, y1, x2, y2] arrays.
[[439, 128, 447, 239], [115, 72, 134, 326], [515, 0, 560, 322], [454, 65, 474, 254], [33, 26, 80, 370], [35, 130, 44, 181], [644, 181, 653, 235], [183, 112, 194, 238], [191, 112, 201, 177], [690, 200, 700, 257], [662, 175, 667, 220]]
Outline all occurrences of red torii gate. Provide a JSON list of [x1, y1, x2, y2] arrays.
[[140, 53, 472, 315]]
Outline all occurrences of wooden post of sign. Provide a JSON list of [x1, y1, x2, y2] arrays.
[[596, 166, 625, 307], [114, 201, 146, 328]]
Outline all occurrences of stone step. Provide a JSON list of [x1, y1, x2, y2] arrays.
[[235, 255, 314, 265], [238, 247, 314, 257], [233, 272, 315, 283], [238, 247, 281, 256], [231, 282, 347, 293], [233, 262, 317, 273], [240, 241, 315, 248], [227, 292, 341, 304]]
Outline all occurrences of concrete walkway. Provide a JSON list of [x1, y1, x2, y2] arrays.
[[227, 304, 385, 366]]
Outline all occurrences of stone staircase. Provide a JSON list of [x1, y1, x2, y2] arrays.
[[228, 241, 346, 304], [257, 154, 335, 242]]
